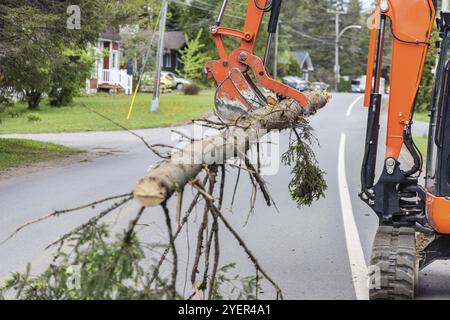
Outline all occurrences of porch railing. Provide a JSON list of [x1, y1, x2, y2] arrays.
[[99, 69, 133, 95]]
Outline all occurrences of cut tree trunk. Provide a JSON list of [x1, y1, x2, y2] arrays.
[[133, 91, 330, 207]]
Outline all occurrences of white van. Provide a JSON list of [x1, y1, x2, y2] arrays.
[[352, 76, 386, 94]]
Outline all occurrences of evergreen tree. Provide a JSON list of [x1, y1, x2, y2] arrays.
[[178, 0, 221, 58], [177, 29, 211, 82], [416, 27, 439, 113], [282, 0, 336, 84]]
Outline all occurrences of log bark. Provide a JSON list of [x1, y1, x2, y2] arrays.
[[133, 91, 330, 207]]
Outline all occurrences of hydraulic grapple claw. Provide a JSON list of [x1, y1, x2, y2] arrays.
[[214, 68, 267, 121], [204, 0, 309, 122]]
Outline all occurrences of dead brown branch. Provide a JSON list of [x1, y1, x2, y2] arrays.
[[191, 181, 284, 300]]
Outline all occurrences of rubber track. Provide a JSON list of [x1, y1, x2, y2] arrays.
[[369, 226, 416, 300]]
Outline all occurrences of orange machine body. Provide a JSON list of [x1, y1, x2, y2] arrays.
[[364, 0, 435, 160], [427, 193, 450, 234], [364, 1, 450, 235], [204, 0, 309, 115]]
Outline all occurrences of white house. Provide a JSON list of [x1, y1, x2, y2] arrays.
[[86, 29, 133, 95]]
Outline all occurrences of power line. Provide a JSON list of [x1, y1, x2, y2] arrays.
[[288, 28, 334, 45], [170, 0, 246, 21], [171, 0, 330, 44]]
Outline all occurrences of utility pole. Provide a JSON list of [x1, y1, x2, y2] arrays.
[[273, 21, 279, 80], [328, 9, 362, 92], [328, 10, 345, 92], [334, 11, 340, 92], [331, 0, 345, 92], [151, 0, 168, 113]]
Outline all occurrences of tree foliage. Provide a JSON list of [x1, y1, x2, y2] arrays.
[[0, 1, 108, 109], [416, 27, 439, 113], [0, 194, 265, 300], [282, 0, 336, 84], [0, 224, 173, 300], [282, 124, 327, 207], [174, 0, 302, 79], [0, 0, 146, 110], [118, 0, 162, 84], [177, 30, 211, 82], [49, 50, 95, 107]]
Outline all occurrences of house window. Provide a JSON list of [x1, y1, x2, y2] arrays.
[[163, 53, 172, 68], [103, 41, 110, 51]]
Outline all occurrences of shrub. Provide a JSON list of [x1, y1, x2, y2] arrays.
[[339, 78, 352, 93], [5, 107, 24, 118], [27, 113, 42, 122], [183, 83, 201, 96], [177, 30, 211, 83], [49, 87, 76, 107]]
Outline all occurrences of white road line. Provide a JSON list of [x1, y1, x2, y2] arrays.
[[346, 95, 364, 117], [338, 133, 369, 300]]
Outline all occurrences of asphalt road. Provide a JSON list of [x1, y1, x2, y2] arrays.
[[1, 93, 449, 300]]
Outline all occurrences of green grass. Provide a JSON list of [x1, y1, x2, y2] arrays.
[[0, 90, 215, 134], [0, 138, 81, 170], [414, 112, 430, 123], [414, 136, 428, 157]]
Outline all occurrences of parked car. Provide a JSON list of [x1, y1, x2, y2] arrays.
[[140, 72, 191, 92], [140, 72, 174, 92], [311, 82, 329, 91], [163, 72, 191, 90], [282, 76, 310, 92]]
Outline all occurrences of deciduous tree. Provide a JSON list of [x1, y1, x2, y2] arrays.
[[0, 0, 130, 109]]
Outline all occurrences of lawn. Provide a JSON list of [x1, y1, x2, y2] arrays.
[[0, 138, 81, 170], [414, 136, 428, 157], [414, 112, 430, 123], [0, 90, 215, 134]]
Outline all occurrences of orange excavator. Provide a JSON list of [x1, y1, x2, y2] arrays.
[[362, 0, 450, 300], [204, 0, 450, 300]]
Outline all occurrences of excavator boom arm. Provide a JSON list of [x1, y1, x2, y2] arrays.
[[361, 0, 436, 224], [365, 0, 436, 160]]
